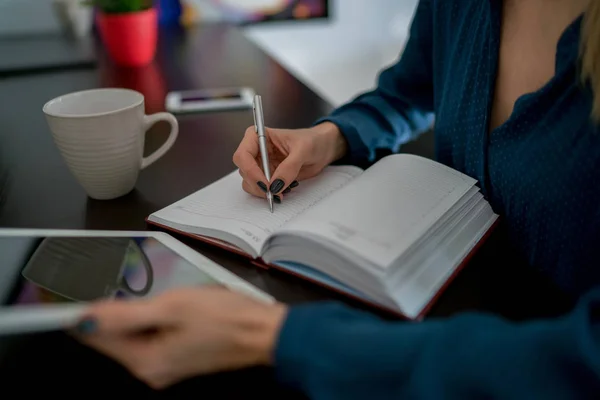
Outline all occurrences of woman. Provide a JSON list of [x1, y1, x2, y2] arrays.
[[76, 0, 600, 398]]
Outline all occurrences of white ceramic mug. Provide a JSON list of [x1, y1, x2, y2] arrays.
[[43, 88, 178, 200]]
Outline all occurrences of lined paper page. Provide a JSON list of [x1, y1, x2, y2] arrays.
[[278, 154, 477, 268], [150, 166, 362, 255]]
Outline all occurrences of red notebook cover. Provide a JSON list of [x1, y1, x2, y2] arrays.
[[145, 217, 499, 320]]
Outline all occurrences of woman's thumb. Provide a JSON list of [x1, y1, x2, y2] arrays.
[[269, 150, 304, 194], [75, 300, 161, 335]]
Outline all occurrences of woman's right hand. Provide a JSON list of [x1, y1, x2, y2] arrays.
[[232, 122, 347, 199]]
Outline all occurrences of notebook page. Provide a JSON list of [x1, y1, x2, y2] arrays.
[[278, 154, 477, 269], [149, 166, 362, 255]]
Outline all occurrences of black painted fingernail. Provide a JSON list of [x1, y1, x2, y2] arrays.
[[257, 181, 267, 193], [76, 318, 97, 334], [273, 195, 281, 204], [290, 180, 299, 188], [270, 179, 285, 194], [283, 187, 292, 194]]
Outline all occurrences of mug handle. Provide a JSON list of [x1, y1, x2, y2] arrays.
[[141, 112, 179, 170], [119, 240, 154, 297]]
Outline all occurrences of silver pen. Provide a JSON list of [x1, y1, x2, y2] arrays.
[[253, 95, 273, 213]]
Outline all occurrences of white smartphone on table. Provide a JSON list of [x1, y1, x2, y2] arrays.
[[0, 229, 273, 336], [165, 87, 255, 113]]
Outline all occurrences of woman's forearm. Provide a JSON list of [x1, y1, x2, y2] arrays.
[[272, 294, 600, 399]]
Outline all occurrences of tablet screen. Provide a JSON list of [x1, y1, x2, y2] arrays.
[[0, 235, 220, 306]]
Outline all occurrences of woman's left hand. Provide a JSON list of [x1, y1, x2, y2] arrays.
[[73, 286, 287, 389]]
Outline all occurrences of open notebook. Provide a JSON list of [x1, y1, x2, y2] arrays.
[[147, 154, 498, 319]]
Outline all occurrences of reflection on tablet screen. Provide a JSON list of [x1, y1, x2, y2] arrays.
[[3, 236, 219, 306]]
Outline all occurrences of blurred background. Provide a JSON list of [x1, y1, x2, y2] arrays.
[[0, 0, 419, 106]]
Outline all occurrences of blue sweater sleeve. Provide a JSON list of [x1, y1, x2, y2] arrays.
[[317, 0, 435, 165], [274, 289, 600, 399]]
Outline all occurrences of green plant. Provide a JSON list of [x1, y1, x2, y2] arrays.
[[83, 0, 153, 13]]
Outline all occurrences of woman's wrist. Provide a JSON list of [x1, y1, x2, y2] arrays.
[[232, 303, 288, 368], [313, 122, 348, 164]]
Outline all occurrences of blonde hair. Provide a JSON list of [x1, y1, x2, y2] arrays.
[[581, 1, 600, 122]]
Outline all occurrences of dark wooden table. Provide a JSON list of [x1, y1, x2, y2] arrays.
[[0, 24, 572, 398]]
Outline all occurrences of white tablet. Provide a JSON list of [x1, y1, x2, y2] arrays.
[[0, 229, 274, 336]]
